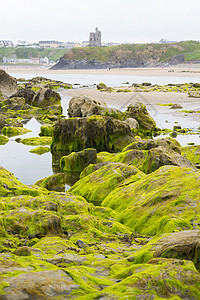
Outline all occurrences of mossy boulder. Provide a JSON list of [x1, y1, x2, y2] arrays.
[[68, 95, 124, 120], [0, 135, 9, 145], [29, 146, 50, 155], [97, 149, 148, 170], [1, 268, 79, 299], [21, 136, 52, 146], [152, 230, 200, 270], [26, 76, 72, 90], [181, 145, 200, 167], [31, 88, 61, 108], [69, 162, 145, 206], [102, 166, 200, 236], [0, 166, 46, 198], [143, 146, 197, 174], [51, 115, 134, 153], [127, 230, 200, 270], [101, 258, 200, 299], [123, 137, 181, 154], [1, 126, 31, 137], [1, 97, 30, 111], [60, 148, 97, 172], [125, 102, 156, 136], [39, 124, 54, 137], [10, 88, 35, 105]]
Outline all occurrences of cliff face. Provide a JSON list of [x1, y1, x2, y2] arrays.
[[51, 57, 160, 69], [50, 41, 200, 70]]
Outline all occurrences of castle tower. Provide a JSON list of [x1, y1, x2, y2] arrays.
[[89, 27, 101, 47]]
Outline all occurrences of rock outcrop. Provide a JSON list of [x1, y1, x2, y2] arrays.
[[68, 95, 123, 119], [51, 115, 134, 153], [102, 166, 200, 236], [125, 103, 156, 135], [69, 162, 145, 205], [0, 69, 17, 97]]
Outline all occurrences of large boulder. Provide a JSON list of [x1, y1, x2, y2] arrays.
[[102, 166, 200, 236], [68, 96, 123, 119], [125, 102, 156, 136], [152, 230, 200, 270], [10, 88, 35, 105], [69, 162, 145, 206], [1, 97, 30, 111], [123, 137, 181, 154], [51, 115, 134, 153], [143, 146, 197, 173], [0, 69, 17, 97], [32, 88, 61, 107]]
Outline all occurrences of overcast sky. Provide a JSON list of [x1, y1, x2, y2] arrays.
[[1, 0, 200, 44]]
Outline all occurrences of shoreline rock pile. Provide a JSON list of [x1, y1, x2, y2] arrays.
[[0, 70, 200, 299]]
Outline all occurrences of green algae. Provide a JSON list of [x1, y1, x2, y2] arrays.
[[102, 166, 200, 236], [29, 146, 50, 155], [60, 148, 97, 173], [21, 136, 52, 146], [181, 145, 200, 165], [1, 126, 31, 137], [69, 163, 145, 206], [0, 135, 9, 145], [39, 124, 54, 137]]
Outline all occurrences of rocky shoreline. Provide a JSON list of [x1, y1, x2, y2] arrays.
[[0, 70, 200, 299]]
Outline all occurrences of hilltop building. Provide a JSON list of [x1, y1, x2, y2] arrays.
[[39, 41, 62, 48], [89, 27, 101, 47], [0, 40, 14, 47]]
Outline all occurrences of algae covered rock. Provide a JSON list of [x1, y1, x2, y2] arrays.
[[29, 146, 50, 155], [143, 146, 197, 174], [0, 166, 46, 198], [21, 136, 52, 146], [68, 95, 107, 117], [39, 124, 54, 137], [125, 102, 156, 136], [1, 269, 79, 299], [68, 95, 123, 120], [31, 87, 61, 108], [60, 148, 97, 172], [1, 126, 31, 137], [0, 135, 9, 145], [97, 149, 148, 170], [51, 115, 134, 153], [123, 137, 181, 154], [102, 166, 200, 236], [69, 162, 145, 206], [10, 88, 35, 104], [181, 145, 200, 167], [101, 258, 200, 299], [152, 230, 200, 270], [35, 172, 79, 192]]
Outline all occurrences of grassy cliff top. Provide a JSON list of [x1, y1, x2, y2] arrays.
[[0, 47, 67, 62], [63, 40, 200, 63]]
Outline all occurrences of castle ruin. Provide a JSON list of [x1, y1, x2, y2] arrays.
[[89, 27, 101, 47]]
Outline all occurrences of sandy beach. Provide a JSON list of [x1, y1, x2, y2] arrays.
[[2, 64, 200, 78]]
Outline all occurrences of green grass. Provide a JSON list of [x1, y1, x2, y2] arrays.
[[0, 47, 67, 62], [63, 40, 200, 63]]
